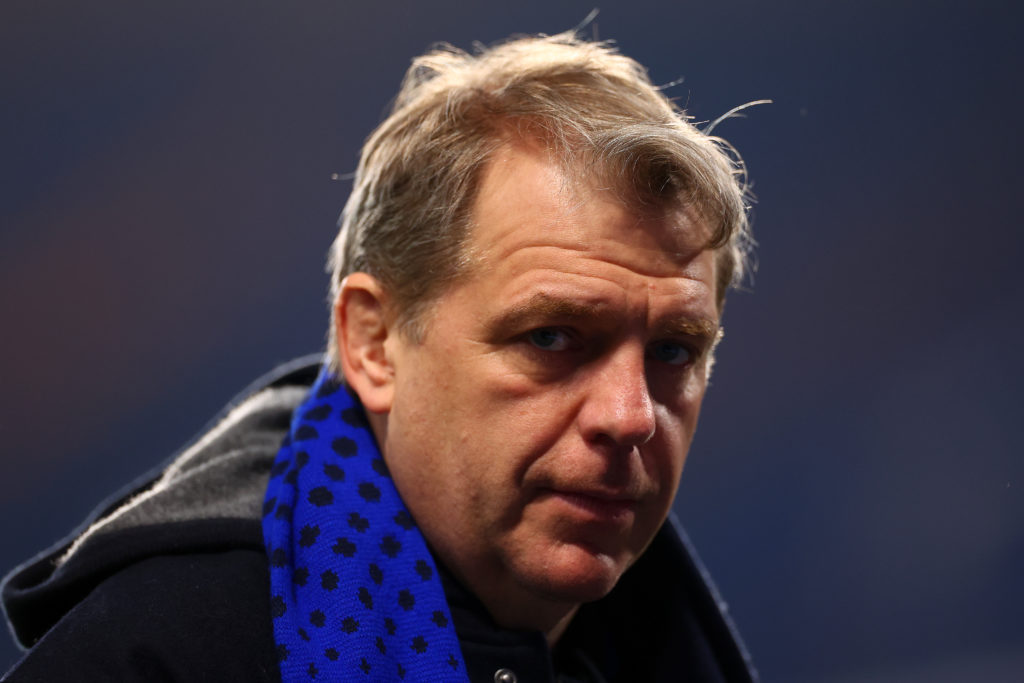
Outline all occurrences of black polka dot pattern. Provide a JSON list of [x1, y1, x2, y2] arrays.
[[303, 404, 332, 421], [394, 510, 415, 530], [263, 498, 278, 516], [331, 537, 356, 557], [348, 512, 370, 532], [380, 535, 401, 558], [358, 482, 382, 502], [262, 368, 466, 681], [341, 406, 368, 428], [331, 437, 357, 457], [298, 525, 320, 547], [371, 458, 391, 477], [294, 425, 318, 441], [308, 487, 333, 507]]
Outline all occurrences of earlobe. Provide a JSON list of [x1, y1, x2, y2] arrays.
[[334, 273, 396, 414]]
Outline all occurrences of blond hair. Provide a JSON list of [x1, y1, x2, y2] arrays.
[[327, 31, 753, 368]]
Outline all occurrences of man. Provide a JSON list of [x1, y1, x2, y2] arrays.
[[2, 30, 757, 682]]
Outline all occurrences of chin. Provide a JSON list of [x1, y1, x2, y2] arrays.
[[522, 543, 629, 604]]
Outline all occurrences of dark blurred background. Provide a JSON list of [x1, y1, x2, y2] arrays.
[[2, 0, 1021, 680]]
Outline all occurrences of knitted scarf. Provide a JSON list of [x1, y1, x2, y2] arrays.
[[262, 368, 469, 681]]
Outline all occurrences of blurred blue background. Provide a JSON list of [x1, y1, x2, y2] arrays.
[[2, 1, 1022, 680]]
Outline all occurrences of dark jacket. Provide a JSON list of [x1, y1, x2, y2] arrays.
[[2, 359, 757, 682]]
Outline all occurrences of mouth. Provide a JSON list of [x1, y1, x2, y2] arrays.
[[543, 488, 638, 523]]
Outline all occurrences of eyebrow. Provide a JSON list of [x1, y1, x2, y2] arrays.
[[485, 293, 600, 337], [656, 317, 720, 343], [488, 291, 720, 345]]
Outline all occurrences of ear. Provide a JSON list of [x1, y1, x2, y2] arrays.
[[334, 273, 396, 414]]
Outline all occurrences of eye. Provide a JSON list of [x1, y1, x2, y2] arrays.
[[528, 327, 574, 351], [649, 341, 692, 366]]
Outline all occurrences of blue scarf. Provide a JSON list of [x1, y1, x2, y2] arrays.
[[262, 368, 469, 681]]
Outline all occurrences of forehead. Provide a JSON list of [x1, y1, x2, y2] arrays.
[[461, 142, 717, 300]]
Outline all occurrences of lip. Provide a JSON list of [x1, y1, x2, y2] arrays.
[[544, 488, 638, 522]]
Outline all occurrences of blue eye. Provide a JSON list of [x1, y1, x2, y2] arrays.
[[650, 341, 692, 366], [529, 328, 572, 351]]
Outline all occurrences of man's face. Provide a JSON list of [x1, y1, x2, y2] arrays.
[[379, 143, 719, 622]]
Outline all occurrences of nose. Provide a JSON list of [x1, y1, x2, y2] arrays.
[[578, 345, 656, 451]]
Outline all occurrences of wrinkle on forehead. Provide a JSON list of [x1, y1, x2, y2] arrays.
[[483, 240, 713, 286], [561, 184, 711, 260], [463, 142, 713, 275]]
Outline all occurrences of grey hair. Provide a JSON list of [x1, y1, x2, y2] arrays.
[[326, 30, 754, 370]]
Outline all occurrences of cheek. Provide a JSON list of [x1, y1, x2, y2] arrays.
[[650, 401, 701, 481], [383, 355, 467, 486], [672, 373, 708, 439], [464, 365, 581, 446]]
